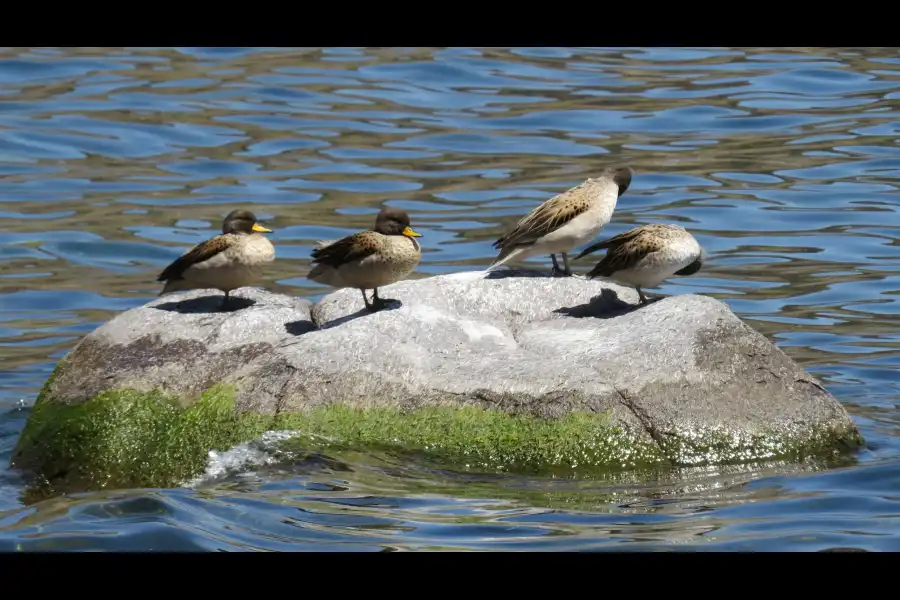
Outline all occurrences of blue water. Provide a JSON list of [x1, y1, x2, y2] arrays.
[[1, 47, 899, 551]]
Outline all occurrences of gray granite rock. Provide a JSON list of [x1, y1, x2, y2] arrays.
[[29, 269, 862, 470]]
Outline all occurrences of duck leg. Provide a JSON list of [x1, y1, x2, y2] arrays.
[[371, 287, 388, 310], [360, 288, 374, 311], [361, 288, 388, 312], [550, 253, 564, 276], [221, 290, 231, 310], [636, 286, 649, 305], [561, 252, 574, 277]]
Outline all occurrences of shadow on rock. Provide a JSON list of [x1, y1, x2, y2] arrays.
[[485, 267, 594, 280], [318, 298, 403, 330], [484, 268, 557, 280], [284, 320, 317, 336], [153, 295, 257, 314], [554, 288, 661, 319]]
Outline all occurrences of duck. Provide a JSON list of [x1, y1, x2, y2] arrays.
[[308, 207, 422, 312], [575, 223, 705, 305], [489, 165, 633, 276], [157, 209, 275, 309]]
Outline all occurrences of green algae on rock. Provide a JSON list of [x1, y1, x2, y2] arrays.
[[271, 405, 664, 475], [12, 383, 270, 501], [649, 420, 864, 468], [12, 382, 664, 499], [12, 381, 859, 502], [268, 405, 861, 476]]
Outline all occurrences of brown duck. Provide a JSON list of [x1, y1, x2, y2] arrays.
[[575, 223, 704, 305], [157, 209, 275, 309], [490, 166, 633, 276], [308, 207, 422, 312]]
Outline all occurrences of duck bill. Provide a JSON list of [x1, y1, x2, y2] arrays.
[[252, 223, 272, 233], [402, 226, 422, 238]]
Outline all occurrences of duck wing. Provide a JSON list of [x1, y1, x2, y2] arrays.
[[157, 235, 233, 282]]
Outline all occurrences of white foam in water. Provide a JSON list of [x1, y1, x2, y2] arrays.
[[183, 430, 302, 487]]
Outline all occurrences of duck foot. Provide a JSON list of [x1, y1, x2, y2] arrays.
[[550, 253, 575, 277], [551, 266, 580, 278], [361, 288, 394, 312], [636, 288, 664, 306]]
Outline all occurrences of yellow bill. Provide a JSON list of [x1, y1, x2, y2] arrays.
[[252, 223, 272, 233], [402, 226, 422, 237]]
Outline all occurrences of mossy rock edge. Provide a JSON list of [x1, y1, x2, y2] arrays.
[[11, 375, 863, 503]]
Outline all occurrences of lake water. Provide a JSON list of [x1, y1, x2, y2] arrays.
[[1, 46, 899, 551]]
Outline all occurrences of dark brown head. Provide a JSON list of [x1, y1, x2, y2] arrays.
[[373, 207, 421, 238], [608, 165, 633, 196], [222, 209, 272, 235]]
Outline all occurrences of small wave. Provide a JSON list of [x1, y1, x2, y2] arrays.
[[183, 430, 303, 487]]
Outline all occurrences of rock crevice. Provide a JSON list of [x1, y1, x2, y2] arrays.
[[614, 386, 667, 449]]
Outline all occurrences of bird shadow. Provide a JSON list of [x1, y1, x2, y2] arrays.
[[484, 268, 574, 280], [153, 295, 257, 314], [284, 320, 317, 336], [554, 288, 661, 320], [315, 298, 404, 331]]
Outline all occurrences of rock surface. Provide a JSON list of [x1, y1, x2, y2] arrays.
[[14, 269, 862, 486]]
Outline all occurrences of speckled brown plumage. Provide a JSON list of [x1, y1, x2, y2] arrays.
[[490, 165, 633, 276], [576, 223, 704, 305], [311, 231, 383, 270], [492, 182, 594, 249], [158, 235, 233, 283]]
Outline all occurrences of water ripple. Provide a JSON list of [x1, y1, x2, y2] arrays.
[[1, 46, 899, 551]]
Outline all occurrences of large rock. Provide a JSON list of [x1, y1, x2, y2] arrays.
[[12, 270, 863, 498]]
